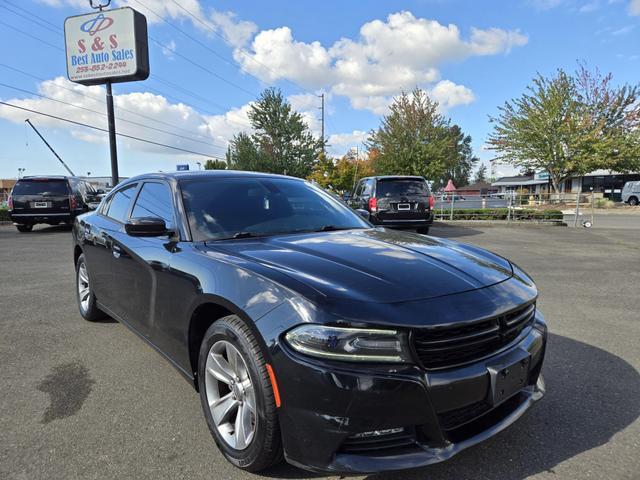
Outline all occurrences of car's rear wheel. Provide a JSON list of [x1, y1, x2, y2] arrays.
[[198, 315, 282, 472], [417, 226, 430, 235], [16, 224, 33, 232], [629, 196, 639, 206], [75, 254, 106, 321]]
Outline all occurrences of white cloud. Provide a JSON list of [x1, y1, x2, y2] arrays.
[[430, 80, 475, 110], [161, 40, 177, 59], [209, 10, 257, 48], [235, 11, 527, 113], [630, 0, 640, 15], [327, 130, 368, 156]]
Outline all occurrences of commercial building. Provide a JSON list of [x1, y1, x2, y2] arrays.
[[492, 170, 640, 201]]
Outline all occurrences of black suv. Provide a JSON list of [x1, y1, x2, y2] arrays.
[[350, 176, 434, 234], [8, 176, 101, 232]]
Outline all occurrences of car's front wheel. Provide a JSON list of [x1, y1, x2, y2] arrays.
[[629, 196, 639, 206], [16, 224, 33, 232], [198, 315, 282, 472], [75, 253, 106, 321]]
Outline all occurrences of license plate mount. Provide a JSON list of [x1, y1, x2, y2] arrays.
[[397, 203, 410, 211], [34, 202, 48, 208], [487, 348, 530, 406]]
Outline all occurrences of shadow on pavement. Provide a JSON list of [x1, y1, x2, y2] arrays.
[[429, 223, 485, 239], [262, 333, 640, 479]]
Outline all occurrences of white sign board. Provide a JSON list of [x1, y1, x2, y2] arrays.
[[64, 7, 149, 85]]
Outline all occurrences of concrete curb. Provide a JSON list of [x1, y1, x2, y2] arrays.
[[434, 220, 567, 228]]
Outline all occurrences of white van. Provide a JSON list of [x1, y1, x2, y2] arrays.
[[621, 181, 640, 205]]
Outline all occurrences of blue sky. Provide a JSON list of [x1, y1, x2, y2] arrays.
[[0, 0, 639, 180]]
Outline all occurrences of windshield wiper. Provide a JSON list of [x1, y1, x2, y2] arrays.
[[231, 231, 255, 239], [313, 225, 356, 232]]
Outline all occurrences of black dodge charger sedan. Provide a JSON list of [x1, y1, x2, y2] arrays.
[[72, 171, 546, 474]]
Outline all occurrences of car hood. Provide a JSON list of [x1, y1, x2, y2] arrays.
[[208, 228, 513, 303]]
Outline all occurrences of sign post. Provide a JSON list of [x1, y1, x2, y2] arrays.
[[64, 3, 149, 187]]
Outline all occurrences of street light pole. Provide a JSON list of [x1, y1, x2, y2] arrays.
[[105, 81, 119, 188]]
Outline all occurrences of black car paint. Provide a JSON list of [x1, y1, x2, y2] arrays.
[[350, 176, 435, 229], [73, 171, 546, 474], [10, 176, 100, 227]]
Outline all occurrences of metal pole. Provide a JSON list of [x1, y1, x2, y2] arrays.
[[450, 194, 454, 221], [106, 81, 119, 187], [590, 188, 595, 226], [25, 119, 75, 176], [319, 93, 325, 156], [573, 184, 582, 228]]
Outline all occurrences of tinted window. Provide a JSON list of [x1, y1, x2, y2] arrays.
[[12, 179, 69, 196], [376, 179, 429, 198], [362, 179, 374, 196], [181, 177, 369, 241], [106, 184, 137, 222], [131, 182, 174, 229]]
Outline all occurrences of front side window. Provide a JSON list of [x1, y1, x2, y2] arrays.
[[131, 182, 175, 230], [181, 177, 370, 241], [106, 184, 137, 222]]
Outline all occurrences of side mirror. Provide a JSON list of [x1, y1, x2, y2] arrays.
[[355, 209, 370, 220], [125, 217, 168, 237]]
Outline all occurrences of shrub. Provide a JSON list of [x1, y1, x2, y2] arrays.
[[0, 208, 9, 222], [437, 208, 563, 221], [594, 198, 615, 209]]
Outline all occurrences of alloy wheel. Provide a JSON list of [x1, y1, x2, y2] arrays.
[[205, 340, 257, 450], [77, 262, 90, 313]]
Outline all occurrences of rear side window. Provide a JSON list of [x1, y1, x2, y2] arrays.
[[106, 184, 137, 222], [131, 182, 174, 229], [376, 179, 429, 198], [12, 179, 69, 196]]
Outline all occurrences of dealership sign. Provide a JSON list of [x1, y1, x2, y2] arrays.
[[64, 7, 149, 85]]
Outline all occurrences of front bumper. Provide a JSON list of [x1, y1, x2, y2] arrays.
[[272, 313, 547, 474]]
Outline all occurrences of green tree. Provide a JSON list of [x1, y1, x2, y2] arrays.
[[367, 88, 476, 189], [227, 88, 323, 178], [488, 66, 640, 192], [473, 163, 488, 183], [203, 159, 227, 170]]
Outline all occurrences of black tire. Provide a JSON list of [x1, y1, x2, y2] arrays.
[[629, 196, 639, 206], [198, 315, 282, 472], [16, 224, 33, 232], [417, 227, 430, 235], [75, 253, 106, 321]]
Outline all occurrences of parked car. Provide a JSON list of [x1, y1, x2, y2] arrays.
[[72, 171, 547, 475], [621, 181, 640, 205], [349, 176, 434, 234], [8, 176, 101, 232]]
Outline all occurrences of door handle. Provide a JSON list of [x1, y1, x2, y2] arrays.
[[112, 245, 122, 259]]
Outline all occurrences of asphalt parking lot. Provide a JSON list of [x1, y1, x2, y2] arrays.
[[0, 222, 638, 480]]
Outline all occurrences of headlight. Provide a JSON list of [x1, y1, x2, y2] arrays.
[[284, 324, 412, 363]]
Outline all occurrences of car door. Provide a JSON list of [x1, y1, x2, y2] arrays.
[[108, 180, 177, 339], [83, 183, 139, 311]]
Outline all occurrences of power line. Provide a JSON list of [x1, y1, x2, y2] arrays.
[[168, 0, 311, 96], [0, 101, 225, 159], [0, 64, 236, 144], [0, 3, 62, 35], [0, 81, 228, 151], [148, 35, 256, 98], [1, 0, 63, 31], [0, 19, 63, 51]]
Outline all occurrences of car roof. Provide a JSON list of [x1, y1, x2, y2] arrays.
[[20, 175, 73, 180], [360, 175, 426, 181], [121, 170, 303, 184]]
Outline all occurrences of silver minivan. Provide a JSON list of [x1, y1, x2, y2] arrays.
[[621, 181, 640, 205]]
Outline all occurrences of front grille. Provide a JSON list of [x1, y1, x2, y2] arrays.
[[338, 428, 417, 455], [412, 303, 536, 369]]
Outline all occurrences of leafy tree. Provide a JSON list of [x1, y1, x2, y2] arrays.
[[203, 159, 227, 170], [307, 151, 375, 193], [473, 163, 488, 183], [227, 88, 323, 178], [488, 66, 640, 192], [367, 88, 477, 189]]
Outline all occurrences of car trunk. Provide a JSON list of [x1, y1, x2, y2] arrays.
[[10, 178, 71, 214], [375, 178, 431, 221]]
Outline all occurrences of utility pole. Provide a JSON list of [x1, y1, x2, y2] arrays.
[[105, 81, 119, 188], [318, 93, 325, 156], [25, 119, 75, 176]]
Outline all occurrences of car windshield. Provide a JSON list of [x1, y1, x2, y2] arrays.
[[12, 179, 69, 196], [376, 179, 429, 198], [181, 176, 371, 241]]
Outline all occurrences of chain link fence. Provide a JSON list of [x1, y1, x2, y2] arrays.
[[433, 191, 607, 225]]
